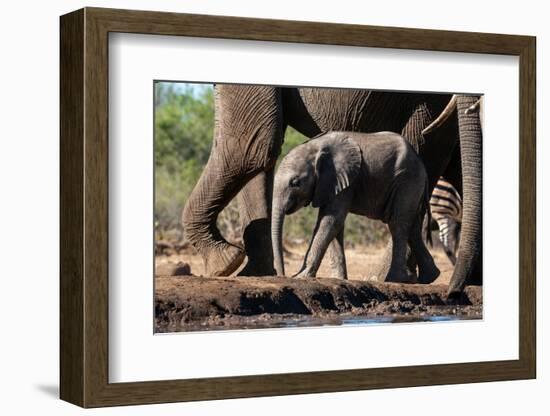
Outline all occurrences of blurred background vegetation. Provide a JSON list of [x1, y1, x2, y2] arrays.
[[155, 82, 388, 249]]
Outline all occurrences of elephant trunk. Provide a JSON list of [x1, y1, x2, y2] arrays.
[[448, 95, 483, 297], [271, 198, 286, 276]]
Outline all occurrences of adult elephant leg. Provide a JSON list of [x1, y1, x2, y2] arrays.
[[236, 168, 276, 276], [448, 95, 483, 297], [182, 85, 283, 276], [182, 155, 248, 276]]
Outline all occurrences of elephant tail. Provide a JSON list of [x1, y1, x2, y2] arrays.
[[424, 178, 433, 247]]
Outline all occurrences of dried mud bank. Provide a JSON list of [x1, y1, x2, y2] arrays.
[[155, 276, 482, 332]]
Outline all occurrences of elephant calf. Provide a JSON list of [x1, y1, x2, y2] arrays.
[[271, 131, 440, 284]]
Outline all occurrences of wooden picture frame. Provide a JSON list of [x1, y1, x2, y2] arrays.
[[60, 7, 536, 408]]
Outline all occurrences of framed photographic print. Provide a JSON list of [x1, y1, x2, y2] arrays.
[[60, 7, 536, 408]]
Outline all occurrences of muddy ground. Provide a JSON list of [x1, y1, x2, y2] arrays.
[[155, 245, 482, 332]]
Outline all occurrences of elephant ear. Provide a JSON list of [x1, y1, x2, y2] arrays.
[[312, 134, 362, 208]]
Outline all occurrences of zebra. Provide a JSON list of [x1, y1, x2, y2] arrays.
[[429, 177, 462, 265]]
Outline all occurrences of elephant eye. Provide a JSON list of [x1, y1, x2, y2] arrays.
[[290, 177, 301, 187]]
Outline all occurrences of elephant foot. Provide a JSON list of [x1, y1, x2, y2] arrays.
[[239, 218, 275, 276], [330, 272, 348, 280], [293, 273, 313, 279], [418, 262, 440, 284], [203, 243, 245, 276], [293, 267, 316, 279], [384, 267, 418, 284], [373, 243, 417, 282], [373, 261, 418, 283], [446, 290, 468, 304], [237, 260, 276, 277]]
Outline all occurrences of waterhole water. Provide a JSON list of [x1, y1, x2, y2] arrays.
[[157, 312, 481, 333]]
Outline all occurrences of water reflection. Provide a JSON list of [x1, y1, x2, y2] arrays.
[[159, 313, 481, 333]]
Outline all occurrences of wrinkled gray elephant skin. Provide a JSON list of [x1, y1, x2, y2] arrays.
[[181, 86, 482, 296], [271, 131, 440, 284]]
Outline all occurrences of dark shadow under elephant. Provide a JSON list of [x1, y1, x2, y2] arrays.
[[181, 85, 482, 296]]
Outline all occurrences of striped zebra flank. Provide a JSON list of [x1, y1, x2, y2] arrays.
[[430, 178, 462, 265]]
